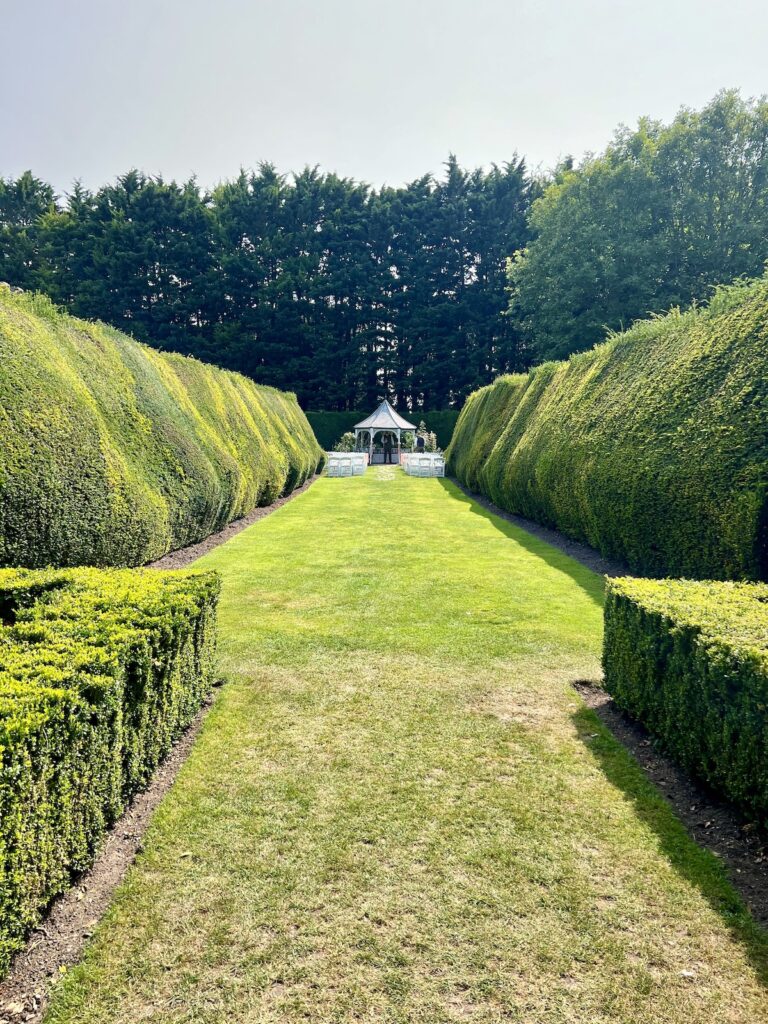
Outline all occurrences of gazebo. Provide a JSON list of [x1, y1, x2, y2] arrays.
[[354, 400, 417, 465]]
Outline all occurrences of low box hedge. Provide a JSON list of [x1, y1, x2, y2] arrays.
[[0, 567, 220, 975], [603, 577, 768, 823]]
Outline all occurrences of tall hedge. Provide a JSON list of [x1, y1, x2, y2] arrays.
[[603, 577, 768, 823], [0, 288, 324, 568], [0, 567, 220, 974], [444, 377, 529, 493], [447, 276, 768, 581]]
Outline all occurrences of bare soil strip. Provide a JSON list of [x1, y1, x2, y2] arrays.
[[451, 484, 768, 930], [4, 474, 768, 1020], [451, 480, 627, 577]]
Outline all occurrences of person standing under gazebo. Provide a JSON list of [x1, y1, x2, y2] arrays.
[[383, 433, 393, 464], [353, 400, 417, 464]]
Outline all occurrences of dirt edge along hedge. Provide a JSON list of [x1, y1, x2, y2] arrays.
[[603, 577, 768, 824], [446, 275, 768, 581], [0, 288, 324, 568], [0, 566, 220, 975]]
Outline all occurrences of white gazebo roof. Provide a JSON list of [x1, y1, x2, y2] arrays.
[[354, 400, 417, 432]]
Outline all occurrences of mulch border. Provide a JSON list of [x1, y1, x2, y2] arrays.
[[450, 480, 627, 578], [0, 697, 215, 1023], [575, 681, 768, 927]]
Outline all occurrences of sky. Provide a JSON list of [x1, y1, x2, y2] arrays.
[[3, 0, 768, 196]]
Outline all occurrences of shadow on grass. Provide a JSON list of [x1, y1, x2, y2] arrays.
[[437, 478, 605, 608], [572, 702, 768, 988]]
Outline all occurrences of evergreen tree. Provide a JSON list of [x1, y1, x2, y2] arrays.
[[0, 158, 533, 408], [0, 171, 55, 288]]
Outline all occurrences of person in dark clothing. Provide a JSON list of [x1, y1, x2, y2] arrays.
[[416, 434, 425, 452], [383, 434, 393, 464]]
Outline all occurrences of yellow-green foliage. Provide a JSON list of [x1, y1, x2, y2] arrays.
[[0, 289, 324, 568], [603, 577, 768, 822], [447, 276, 768, 580], [0, 566, 220, 974]]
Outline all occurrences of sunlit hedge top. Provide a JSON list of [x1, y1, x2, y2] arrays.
[[447, 274, 768, 581], [0, 289, 324, 568], [0, 567, 219, 698], [606, 577, 768, 663]]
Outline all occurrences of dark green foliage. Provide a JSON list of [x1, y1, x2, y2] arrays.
[[306, 410, 460, 451], [6, 91, 768, 406], [511, 91, 768, 362], [447, 276, 768, 581], [0, 172, 55, 287], [603, 577, 768, 823], [417, 411, 461, 452], [0, 159, 534, 410], [0, 567, 220, 974], [0, 288, 323, 568], [305, 412, 365, 451]]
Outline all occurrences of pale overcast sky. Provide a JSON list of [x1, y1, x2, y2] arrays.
[[3, 0, 768, 196]]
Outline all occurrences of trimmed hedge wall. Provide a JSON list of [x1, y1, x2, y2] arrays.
[[444, 377, 529, 493], [603, 577, 768, 823], [0, 288, 324, 568], [446, 276, 768, 581], [0, 567, 219, 974], [306, 409, 460, 451]]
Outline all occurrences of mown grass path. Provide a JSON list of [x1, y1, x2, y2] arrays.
[[47, 472, 768, 1023]]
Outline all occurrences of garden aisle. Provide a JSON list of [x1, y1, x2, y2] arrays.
[[47, 472, 768, 1023]]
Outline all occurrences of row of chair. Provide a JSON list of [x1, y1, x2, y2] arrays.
[[326, 451, 446, 478], [325, 452, 368, 477], [402, 453, 446, 478]]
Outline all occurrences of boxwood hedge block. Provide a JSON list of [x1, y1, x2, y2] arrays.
[[446, 276, 768, 580], [0, 567, 220, 975], [603, 577, 768, 823], [0, 288, 324, 568]]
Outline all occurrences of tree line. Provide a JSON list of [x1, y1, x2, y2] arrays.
[[511, 90, 768, 361], [0, 158, 533, 410], [2, 90, 768, 409]]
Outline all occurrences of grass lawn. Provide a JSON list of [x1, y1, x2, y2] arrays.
[[46, 470, 768, 1023]]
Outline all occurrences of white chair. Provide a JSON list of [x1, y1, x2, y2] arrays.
[[327, 452, 368, 477]]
